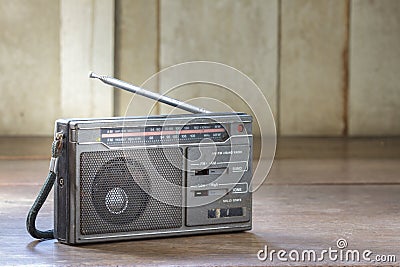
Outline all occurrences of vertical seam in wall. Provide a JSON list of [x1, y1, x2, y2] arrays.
[[342, 0, 351, 136], [59, 0, 63, 116], [89, 0, 95, 117], [276, 0, 282, 136], [113, 0, 119, 116], [155, 0, 161, 115]]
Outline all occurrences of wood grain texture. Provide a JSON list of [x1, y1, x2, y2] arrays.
[[349, 0, 400, 136], [60, 0, 114, 118], [159, 0, 278, 118], [0, 184, 399, 266], [280, 0, 348, 136], [0, 138, 399, 265], [0, 0, 60, 136], [114, 0, 159, 117]]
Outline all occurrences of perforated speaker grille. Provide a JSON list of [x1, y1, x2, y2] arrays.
[[79, 148, 183, 235]]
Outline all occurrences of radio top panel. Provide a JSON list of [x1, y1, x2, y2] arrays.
[[57, 112, 252, 147]]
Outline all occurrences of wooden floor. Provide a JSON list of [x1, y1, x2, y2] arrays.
[[0, 138, 399, 266]]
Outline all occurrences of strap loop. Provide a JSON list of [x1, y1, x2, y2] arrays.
[[26, 132, 63, 240]]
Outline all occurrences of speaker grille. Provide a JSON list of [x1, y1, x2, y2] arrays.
[[79, 148, 183, 235]]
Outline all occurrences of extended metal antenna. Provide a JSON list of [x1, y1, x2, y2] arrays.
[[89, 72, 211, 114]]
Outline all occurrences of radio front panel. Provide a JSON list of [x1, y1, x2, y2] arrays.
[[55, 112, 253, 244]]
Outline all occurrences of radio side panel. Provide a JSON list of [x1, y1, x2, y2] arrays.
[[54, 121, 68, 242], [54, 120, 78, 244]]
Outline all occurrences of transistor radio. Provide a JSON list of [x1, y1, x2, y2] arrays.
[[27, 73, 253, 244]]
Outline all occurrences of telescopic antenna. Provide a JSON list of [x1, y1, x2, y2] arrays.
[[89, 72, 211, 114]]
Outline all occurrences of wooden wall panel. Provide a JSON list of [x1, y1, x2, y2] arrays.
[[2, 0, 400, 137], [159, 0, 278, 119], [114, 0, 159, 117], [280, 0, 349, 136], [60, 0, 114, 119], [0, 0, 60, 136], [349, 0, 400, 136]]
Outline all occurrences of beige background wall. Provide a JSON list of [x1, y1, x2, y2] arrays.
[[0, 0, 399, 136], [280, 0, 348, 136], [0, 0, 60, 135]]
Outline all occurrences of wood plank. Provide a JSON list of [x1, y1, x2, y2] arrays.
[[0, 184, 398, 266], [1, 138, 399, 265], [0, 137, 52, 160], [275, 137, 400, 159], [280, 0, 348, 136], [266, 158, 400, 184], [60, 0, 114, 118], [159, 0, 278, 118], [349, 0, 400, 136], [114, 0, 159, 117], [0, 0, 60, 136]]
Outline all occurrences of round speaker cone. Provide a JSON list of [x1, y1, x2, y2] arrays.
[[105, 187, 128, 214], [92, 157, 150, 225]]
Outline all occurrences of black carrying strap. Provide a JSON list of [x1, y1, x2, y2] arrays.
[[26, 133, 63, 240]]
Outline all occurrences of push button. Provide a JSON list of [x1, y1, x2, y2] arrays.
[[207, 207, 244, 218], [194, 190, 208, 197]]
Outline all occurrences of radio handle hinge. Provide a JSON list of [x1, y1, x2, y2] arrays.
[[49, 131, 63, 173]]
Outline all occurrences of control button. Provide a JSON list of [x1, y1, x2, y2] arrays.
[[194, 190, 208, 197], [232, 183, 248, 194], [194, 169, 209, 176], [208, 188, 227, 196], [229, 162, 248, 173], [208, 207, 244, 218], [220, 208, 228, 217], [208, 209, 217, 218], [229, 207, 244, 217]]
